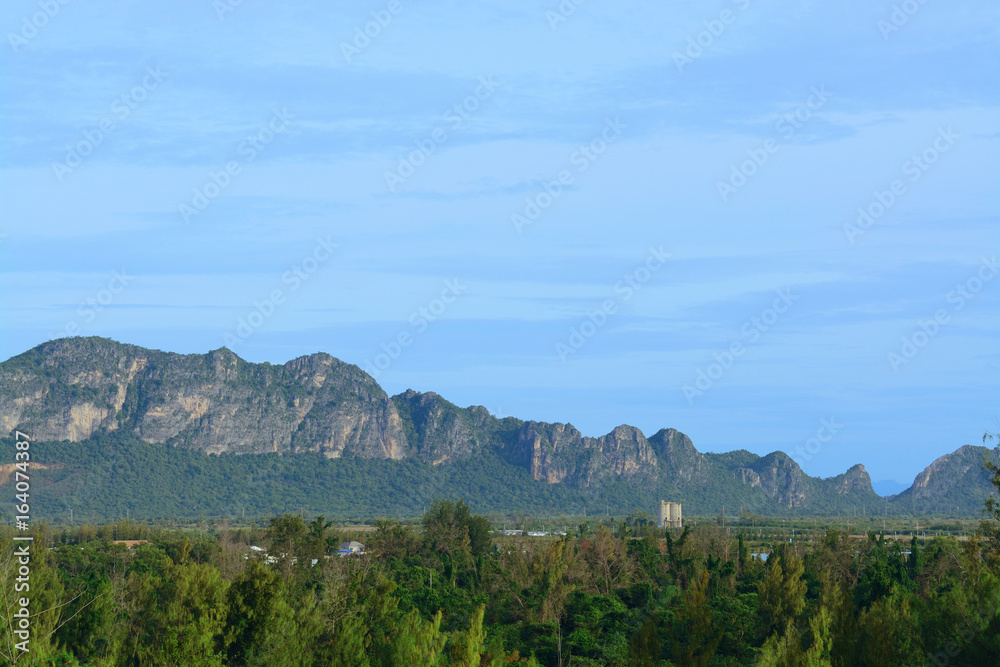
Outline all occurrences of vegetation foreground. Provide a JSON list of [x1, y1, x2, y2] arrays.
[[1, 463, 999, 665]]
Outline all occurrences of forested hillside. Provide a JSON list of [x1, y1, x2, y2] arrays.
[[3, 432, 993, 522]]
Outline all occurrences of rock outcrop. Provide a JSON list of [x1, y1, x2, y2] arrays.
[[0, 338, 407, 458]]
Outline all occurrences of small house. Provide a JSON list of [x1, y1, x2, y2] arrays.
[[112, 540, 149, 549], [338, 541, 365, 556]]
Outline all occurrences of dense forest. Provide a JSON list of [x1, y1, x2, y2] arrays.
[[1, 455, 999, 666], [0, 433, 987, 524]]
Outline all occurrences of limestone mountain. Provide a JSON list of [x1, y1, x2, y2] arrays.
[[890, 444, 1000, 515], [0, 337, 407, 458], [0, 337, 994, 519]]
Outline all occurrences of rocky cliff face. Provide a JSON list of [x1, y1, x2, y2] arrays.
[[506, 422, 658, 485], [597, 425, 659, 479], [512, 421, 591, 484], [906, 445, 990, 498], [648, 428, 708, 482], [391, 389, 506, 464], [891, 445, 999, 513], [829, 464, 875, 496], [733, 452, 811, 508], [0, 337, 142, 442], [0, 338, 407, 458], [0, 337, 899, 512]]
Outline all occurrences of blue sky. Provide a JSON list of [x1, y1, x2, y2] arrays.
[[1, 0, 997, 490]]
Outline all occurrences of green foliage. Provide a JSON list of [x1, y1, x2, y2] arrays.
[[981, 432, 1000, 568], [758, 551, 806, 639], [448, 604, 487, 667], [855, 588, 920, 667], [219, 559, 283, 665], [0, 433, 614, 522], [852, 534, 911, 610], [669, 570, 721, 667], [5, 429, 994, 525], [423, 499, 492, 559], [389, 608, 447, 666]]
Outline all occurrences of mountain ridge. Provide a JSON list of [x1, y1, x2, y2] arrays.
[[1, 337, 997, 518]]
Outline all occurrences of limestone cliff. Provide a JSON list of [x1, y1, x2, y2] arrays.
[[890, 444, 999, 513], [0, 338, 407, 459]]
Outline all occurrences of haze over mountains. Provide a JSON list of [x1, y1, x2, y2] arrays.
[[0, 337, 996, 520]]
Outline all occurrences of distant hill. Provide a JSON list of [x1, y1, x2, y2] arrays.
[[889, 444, 1000, 515], [0, 337, 996, 521]]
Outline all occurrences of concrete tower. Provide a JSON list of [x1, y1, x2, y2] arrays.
[[657, 500, 683, 529]]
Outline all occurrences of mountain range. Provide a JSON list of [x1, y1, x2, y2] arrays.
[[0, 337, 996, 521]]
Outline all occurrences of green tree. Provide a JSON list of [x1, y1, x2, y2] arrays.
[[422, 499, 493, 557], [267, 514, 306, 557], [980, 431, 1000, 570], [300, 515, 334, 562], [449, 603, 487, 667], [907, 535, 923, 578], [219, 558, 282, 666], [389, 608, 446, 666], [801, 603, 835, 667], [758, 551, 806, 640], [119, 560, 228, 666], [737, 532, 750, 572], [856, 588, 920, 667], [627, 614, 660, 667], [319, 568, 399, 667], [370, 520, 419, 560], [324, 611, 371, 667], [853, 534, 911, 610], [526, 537, 575, 624], [756, 597, 835, 667], [422, 499, 492, 586], [669, 570, 720, 667]]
